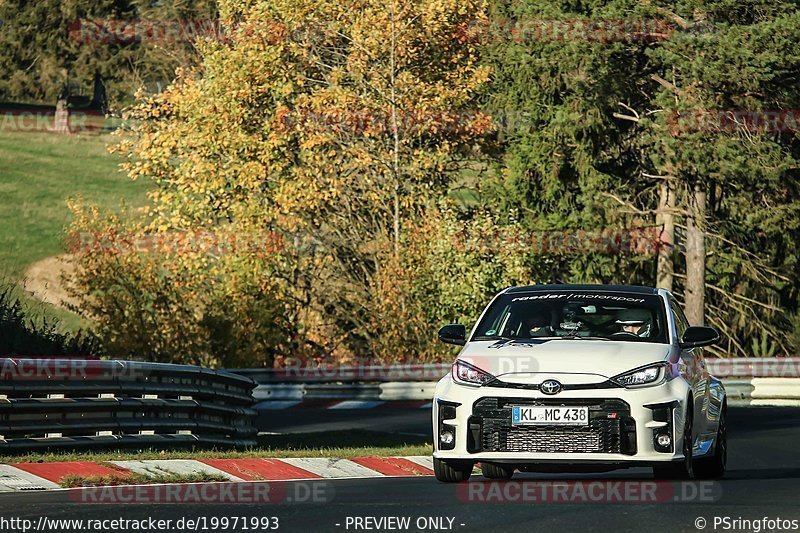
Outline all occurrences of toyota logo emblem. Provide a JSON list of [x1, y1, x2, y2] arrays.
[[540, 379, 562, 395]]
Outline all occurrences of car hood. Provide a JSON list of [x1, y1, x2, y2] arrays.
[[457, 339, 671, 384]]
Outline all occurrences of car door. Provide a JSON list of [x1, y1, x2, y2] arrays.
[[669, 297, 711, 449]]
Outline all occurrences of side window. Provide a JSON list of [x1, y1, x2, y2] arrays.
[[669, 299, 689, 339]]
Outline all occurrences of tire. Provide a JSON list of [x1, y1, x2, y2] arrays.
[[695, 404, 727, 479], [433, 457, 473, 483], [480, 462, 514, 480], [653, 403, 694, 480]]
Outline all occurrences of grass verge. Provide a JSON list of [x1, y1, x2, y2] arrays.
[[59, 471, 229, 488], [0, 430, 432, 464], [0, 131, 150, 330]]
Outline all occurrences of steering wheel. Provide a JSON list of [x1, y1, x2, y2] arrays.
[[609, 331, 639, 339]]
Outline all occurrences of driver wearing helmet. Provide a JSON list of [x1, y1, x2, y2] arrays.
[[615, 308, 652, 338]]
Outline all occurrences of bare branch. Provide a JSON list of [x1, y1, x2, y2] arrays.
[[651, 74, 682, 95], [618, 102, 640, 120], [601, 192, 687, 216], [612, 112, 640, 123]]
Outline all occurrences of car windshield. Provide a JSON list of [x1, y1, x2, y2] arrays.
[[472, 291, 668, 344]]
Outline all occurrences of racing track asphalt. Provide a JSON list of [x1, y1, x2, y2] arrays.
[[1, 407, 799, 533], [254, 405, 433, 435]]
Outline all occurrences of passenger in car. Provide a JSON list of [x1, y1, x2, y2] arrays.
[[525, 314, 553, 338]]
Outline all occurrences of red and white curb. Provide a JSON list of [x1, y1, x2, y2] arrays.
[[0, 457, 435, 491]]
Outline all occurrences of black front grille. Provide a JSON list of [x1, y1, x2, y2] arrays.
[[470, 397, 636, 455]]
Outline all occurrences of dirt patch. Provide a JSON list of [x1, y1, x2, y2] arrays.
[[20, 254, 81, 310]]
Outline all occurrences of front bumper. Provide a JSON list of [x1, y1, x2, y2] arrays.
[[432, 374, 690, 464]]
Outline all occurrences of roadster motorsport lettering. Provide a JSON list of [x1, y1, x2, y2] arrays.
[[511, 293, 646, 303]]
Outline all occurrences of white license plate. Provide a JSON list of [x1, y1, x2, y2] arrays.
[[511, 405, 589, 426]]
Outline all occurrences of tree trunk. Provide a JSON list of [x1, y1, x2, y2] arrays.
[[684, 182, 707, 326], [54, 97, 70, 134], [389, 0, 400, 254], [656, 180, 675, 291]]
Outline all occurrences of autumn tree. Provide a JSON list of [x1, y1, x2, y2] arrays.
[[482, 0, 800, 355], [68, 0, 494, 364]]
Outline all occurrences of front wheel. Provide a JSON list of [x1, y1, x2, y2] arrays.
[[433, 458, 473, 483], [695, 405, 727, 479], [653, 405, 694, 480], [480, 462, 514, 480]]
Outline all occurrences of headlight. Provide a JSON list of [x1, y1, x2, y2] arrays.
[[452, 360, 495, 386], [612, 364, 664, 387]]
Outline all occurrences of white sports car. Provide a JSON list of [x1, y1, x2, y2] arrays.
[[432, 284, 727, 482]]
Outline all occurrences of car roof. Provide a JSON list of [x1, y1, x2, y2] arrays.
[[504, 284, 660, 295]]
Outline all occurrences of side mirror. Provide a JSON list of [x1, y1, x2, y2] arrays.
[[438, 324, 466, 346], [680, 326, 720, 349]]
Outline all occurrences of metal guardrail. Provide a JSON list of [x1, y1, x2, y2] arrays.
[[250, 379, 800, 406], [0, 359, 258, 451], [234, 358, 800, 384], [235, 358, 800, 405], [232, 363, 451, 383], [251, 382, 436, 402], [724, 378, 800, 404]]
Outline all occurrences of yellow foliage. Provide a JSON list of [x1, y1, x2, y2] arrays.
[[69, 0, 496, 365]]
